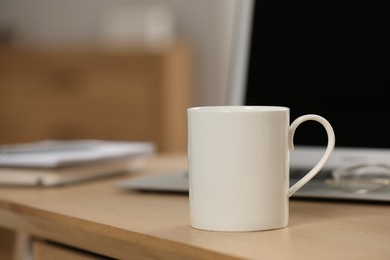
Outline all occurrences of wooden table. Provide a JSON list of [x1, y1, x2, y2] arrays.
[[0, 154, 389, 259]]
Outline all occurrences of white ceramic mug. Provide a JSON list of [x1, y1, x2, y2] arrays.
[[187, 106, 335, 232]]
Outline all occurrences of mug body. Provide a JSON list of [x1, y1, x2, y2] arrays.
[[188, 106, 290, 232]]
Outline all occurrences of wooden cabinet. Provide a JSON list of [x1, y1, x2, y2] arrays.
[[0, 227, 29, 260], [33, 240, 109, 260], [0, 42, 193, 152]]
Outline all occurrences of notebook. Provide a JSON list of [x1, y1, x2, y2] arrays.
[[118, 0, 390, 202], [0, 140, 155, 186]]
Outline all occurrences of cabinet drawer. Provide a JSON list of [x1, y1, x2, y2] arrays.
[[33, 240, 112, 260]]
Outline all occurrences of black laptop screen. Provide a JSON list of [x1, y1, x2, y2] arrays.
[[244, 1, 390, 149]]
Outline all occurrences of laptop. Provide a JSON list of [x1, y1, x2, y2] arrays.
[[118, 0, 390, 202]]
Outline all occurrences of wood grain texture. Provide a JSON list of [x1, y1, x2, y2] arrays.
[[0, 154, 389, 259]]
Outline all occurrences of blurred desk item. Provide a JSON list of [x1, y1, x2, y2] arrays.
[[0, 154, 389, 259], [98, 4, 176, 49], [0, 41, 192, 153], [0, 139, 155, 186]]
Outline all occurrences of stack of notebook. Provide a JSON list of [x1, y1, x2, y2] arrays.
[[0, 139, 155, 186]]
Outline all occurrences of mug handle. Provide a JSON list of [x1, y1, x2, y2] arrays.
[[288, 114, 336, 197]]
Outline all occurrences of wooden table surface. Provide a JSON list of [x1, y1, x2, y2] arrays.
[[0, 153, 389, 260]]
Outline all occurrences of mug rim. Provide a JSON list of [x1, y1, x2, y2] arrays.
[[188, 106, 289, 112]]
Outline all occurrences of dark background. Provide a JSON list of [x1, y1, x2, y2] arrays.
[[245, 1, 390, 148]]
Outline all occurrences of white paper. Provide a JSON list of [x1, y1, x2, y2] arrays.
[[0, 140, 155, 168]]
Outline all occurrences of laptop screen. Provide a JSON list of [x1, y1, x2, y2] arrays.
[[233, 0, 390, 150]]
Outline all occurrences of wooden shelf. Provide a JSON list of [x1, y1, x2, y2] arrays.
[[0, 42, 193, 152]]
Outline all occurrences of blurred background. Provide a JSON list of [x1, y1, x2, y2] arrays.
[[0, 0, 238, 153]]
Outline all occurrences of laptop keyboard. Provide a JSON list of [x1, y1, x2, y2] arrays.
[[118, 167, 390, 202], [181, 168, 332, 180]]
